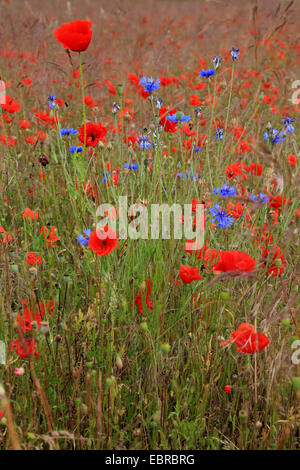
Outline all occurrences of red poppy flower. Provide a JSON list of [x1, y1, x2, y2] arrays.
[[21, 77, 32, 87], [16, 299, 54, 333], [19, 120, 30, 130], [221, 323, 269, 354], [1, 95, 21, 113], [21, 207, 39, 220], [179, 265, 202, 284], [287, 154, 297, 167], [78, 122, 107, 147], [40, 226, 60, 247], [54, 20, 93, 52], [159, 106, 177, 133], [135, 280, 153, 314], [10, 338, 39, 359], [26, 252, 43, 266], [227, 202, 243, 219], [268, 194, 289, 212], [224, 385, 231, 394], [212, 250, 256, 275], [88, 226, 118, 256], [261, 245, 285, 277]]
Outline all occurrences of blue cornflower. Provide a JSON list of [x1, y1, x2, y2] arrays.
[[177, 171, 199, 180], [282, 116, 294, 133], [216, 128, 225, 140], [102, 171, 110, 183], [263, 128, 286, 144], [167, 111, 191, 123], [69, 146, 83, 154], [77, 229, 91, 246], [213, 55, 222, 69], [249, 193, 269, 203], [124, 163, 138, 170], [213, 185, 236, 197], [60, 128, 78, 137], [193, 146, 203, 153], [200, 68, 215, 79], [48, 94, 56, 109], [138, 136, 152, 150], [139, 77, 160, 94], [230, 47, 240, 62], [210, 204, 234, 228]]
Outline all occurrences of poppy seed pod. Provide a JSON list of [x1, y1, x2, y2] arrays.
[[116, 355, 123, 370], [291, 377, 300, 390], [117, 85, 123, 96], [160, 343, 171, 354], [39, 154, 49, 167], [140, 321, 148, 331], [106, 377, 113, 388], [239, 409, 248, 423], [41, 321, 50, 336], [220, 291, 229, 300]]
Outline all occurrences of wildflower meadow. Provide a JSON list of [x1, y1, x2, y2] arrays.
[[0, 0, 299, 452]]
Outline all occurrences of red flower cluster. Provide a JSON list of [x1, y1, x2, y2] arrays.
[[221, 323, 269, 354], [179, 265, 202, 283], [10, 338, 39, 359], [135, 280, 153, 314]]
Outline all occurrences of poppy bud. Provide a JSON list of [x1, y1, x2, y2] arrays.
[[0, 417, 7, 426], [281, 318, 290, 326], [74, 397, 82, 407], [106, 377, 113, 388], [140, 321, 148, 331], [176, 111, 184, 121], [117, 84, 123, 96], [80, 403, 88, 416], [160, 343, 171, 355], [27, 432, 36, 440], [220, 291, 229, 300], [152, 410, 160, 423], [291, 377, 300, 390], [124, 112, 130, 121], [14, 367, 25, 376]]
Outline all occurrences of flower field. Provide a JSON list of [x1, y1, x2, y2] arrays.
[[0, 0, 299, 451]]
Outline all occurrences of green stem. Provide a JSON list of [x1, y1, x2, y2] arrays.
[[79, 52, 87, 165]]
